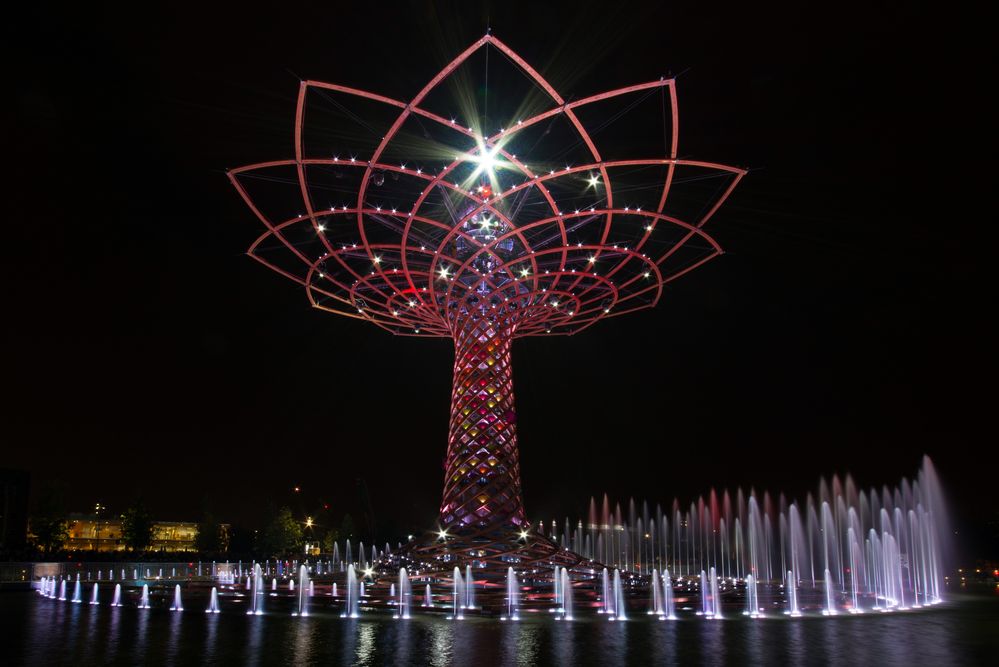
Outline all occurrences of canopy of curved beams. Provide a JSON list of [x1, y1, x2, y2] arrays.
[[229, 34, 745, 340]]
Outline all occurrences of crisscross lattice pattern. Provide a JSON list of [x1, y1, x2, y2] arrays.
[[440, 315, 522, 532]]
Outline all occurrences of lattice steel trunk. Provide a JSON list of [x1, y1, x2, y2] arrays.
[[439, 315, 525, 533]]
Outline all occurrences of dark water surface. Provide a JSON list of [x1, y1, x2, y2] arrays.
[[3, 591, 997, 666]]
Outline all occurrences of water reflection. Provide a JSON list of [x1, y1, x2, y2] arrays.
[[786, 618, 806, 663], [382, 616, 413, 665], [599, 618, 630, 666], [355, 623, 376, 664], [290, 614, 314, 665], [427, 619, 454, 667], [203, 614, 218, 665], [551, 618, 578, 665], [243, 614, 264, 667], [650, 617, 679, 667], [695, 618, 726, 666], [132, 602, 150, 664], [7, 593, 999, 667], [82, 601, 99, 663], [105, 603, 121, 664], [165, 608, 183, 664], [338, 617, 358, 666], [744, 617, 765, 664]]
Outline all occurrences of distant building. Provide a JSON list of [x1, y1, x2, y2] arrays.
[[0, 469, 30, 552], [60, 514, 229, 553]]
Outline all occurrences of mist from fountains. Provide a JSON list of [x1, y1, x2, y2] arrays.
[[559, 568, 573, 621], [711, 567, 722, 619], [600, 568, 611, 615], [293, 565, 309, 617], [823, 568, 837, 616], [745, 574, 760, 618], [207, 587, 220, 614], [663, 569, 676, 619], [611, 569, 626, 621], [465, 565, 474, 610], [341, 565, 359, 618], [247, 564, 263, 615], [448, 567, 464, 620], [394, 568, 411, 619], [787, 570, 801, 617], [500, 567, 519, 621], [170, 584, 183, 612]]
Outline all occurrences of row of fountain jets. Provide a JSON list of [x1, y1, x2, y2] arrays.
[[39, 556, 939, 620], [36, 564, 522, 620]]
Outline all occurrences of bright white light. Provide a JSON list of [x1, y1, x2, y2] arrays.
[[587, 174, 600, 188], [438, 265, 450, 280], [520, 268, 530, 278], [373, 255, 381, 264]]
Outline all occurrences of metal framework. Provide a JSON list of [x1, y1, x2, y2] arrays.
[[229, 34, 744, 553]]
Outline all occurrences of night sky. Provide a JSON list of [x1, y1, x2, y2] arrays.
[[7, 3, 992, 553]]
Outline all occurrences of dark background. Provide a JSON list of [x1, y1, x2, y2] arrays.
[[5, 3, 994, 555]]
